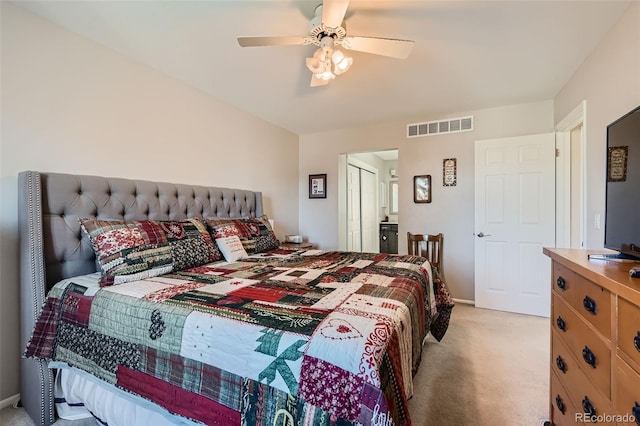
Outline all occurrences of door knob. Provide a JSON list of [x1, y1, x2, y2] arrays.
[[476, 232, 492, 238]]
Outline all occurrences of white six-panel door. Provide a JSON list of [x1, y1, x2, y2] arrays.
[[474, 133, 556, 317]]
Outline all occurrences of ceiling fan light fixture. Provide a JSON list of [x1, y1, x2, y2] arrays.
[[306, 57, 323, 73], [317, 70, 335, 80], [331, 48, 344, 63], [306, 48, 328, 73], [238, 0, 414, 87], [313, 48, 326, 60], [331, 48, 352, 74]]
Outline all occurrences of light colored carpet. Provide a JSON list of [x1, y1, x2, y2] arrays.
[[1, 304, 549, 425], [408, 303, 550, 425], [0, 403, 97, 426]]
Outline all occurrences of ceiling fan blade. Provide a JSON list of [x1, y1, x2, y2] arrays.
[[341, 36, 415, 59], [322, 0, 350, 28], [237, 36, 308, 47], [310, 74, 330, 87]]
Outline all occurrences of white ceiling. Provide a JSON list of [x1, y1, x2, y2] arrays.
[[15, 0, 631, 135]]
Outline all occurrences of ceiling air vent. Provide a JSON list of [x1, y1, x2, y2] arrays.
[[407, 115, 474, 138]]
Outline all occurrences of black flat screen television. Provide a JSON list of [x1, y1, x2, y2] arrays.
[[599, 105, 640, 260]]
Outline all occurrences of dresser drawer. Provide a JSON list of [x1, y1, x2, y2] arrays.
[[551, 329, 612, 422], [553, 263, 611, 340], [618, 297, 640, 368], [616, 357, 640, 426], [551, 369, 580, 426], [553, 262, 577, 305], [570, 275, 611, 339], [552, 330, 592, 401], [552, 294, 611, 396]]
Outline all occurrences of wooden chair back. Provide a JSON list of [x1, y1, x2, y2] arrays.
[[407, 232, 444, 276]]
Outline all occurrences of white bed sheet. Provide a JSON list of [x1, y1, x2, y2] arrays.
[[52, 364, 202, 426]]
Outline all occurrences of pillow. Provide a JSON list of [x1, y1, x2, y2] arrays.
[[206, 215, 279, 254], [215, 235, 248, 262], [80, 217, 221, 286]]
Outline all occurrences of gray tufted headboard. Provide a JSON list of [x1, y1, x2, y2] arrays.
[[18, 171, 264, 426]]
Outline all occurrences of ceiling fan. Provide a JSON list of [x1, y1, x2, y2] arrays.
[[237, 0, 415, 87]]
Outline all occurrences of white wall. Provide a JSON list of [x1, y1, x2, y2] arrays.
[[299, 100, 554, 301], [0, 3, 299, 401], [554, 1, 640, 249]]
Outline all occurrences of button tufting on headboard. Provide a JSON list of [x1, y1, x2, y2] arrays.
[[20, 171, 263, 290]]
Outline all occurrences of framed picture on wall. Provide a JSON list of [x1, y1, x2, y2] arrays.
[[413, 175, 431, 203], [607, 146, 628, 182], [443, 158, 457, 186], [309, 174, 327, 198]]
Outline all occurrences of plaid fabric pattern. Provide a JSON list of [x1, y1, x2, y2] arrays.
[[23, 296, 61, 359], [206, 215, 279, 254], [139, 346, 244, 410], [117, 365, 240, 425], [80, 217, 220, 286]]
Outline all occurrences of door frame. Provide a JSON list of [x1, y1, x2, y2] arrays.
[[555, 100, 587, 249]]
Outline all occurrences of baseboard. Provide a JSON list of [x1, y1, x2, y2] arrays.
[[452, 298, 475, 305], [0, 393, 20, 410]]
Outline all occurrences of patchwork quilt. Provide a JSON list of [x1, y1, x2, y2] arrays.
[[25, 248, 454, 426]]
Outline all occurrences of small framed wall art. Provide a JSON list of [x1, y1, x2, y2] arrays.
[[607, 146, 628, 182], [413, 175, 431, 203], [443, 158, 457, 186], [309, 174, 327, 198]]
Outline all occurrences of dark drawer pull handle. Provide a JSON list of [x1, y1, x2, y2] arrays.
[[634, 332, 640, 352], [582, 396, 596, 418], [583, 296, 597, 314], [632, 402, 640, 426], [556, 355, 566, 373], [556, 395, 566, 415], [582, 346, 597, 368], [556, 276, 567, 290], [556, 316, 566, 332]]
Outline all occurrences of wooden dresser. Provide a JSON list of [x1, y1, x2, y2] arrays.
[[544, 248, 640, 426]]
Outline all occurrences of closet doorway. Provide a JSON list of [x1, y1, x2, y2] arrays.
[[347, 161, 377, 252], [338, 149, 398, 252]]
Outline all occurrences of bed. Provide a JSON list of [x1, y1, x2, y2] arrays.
[[19, 171, 453, 426]]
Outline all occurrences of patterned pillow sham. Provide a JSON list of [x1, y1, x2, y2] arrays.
[[80, 217, 221, 286], [205, 215, 279, 254]]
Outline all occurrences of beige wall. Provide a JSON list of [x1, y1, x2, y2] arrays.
[[0, 3, 299, 401], [299, 100, 554, 302], [554, 2, 640, 249]]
